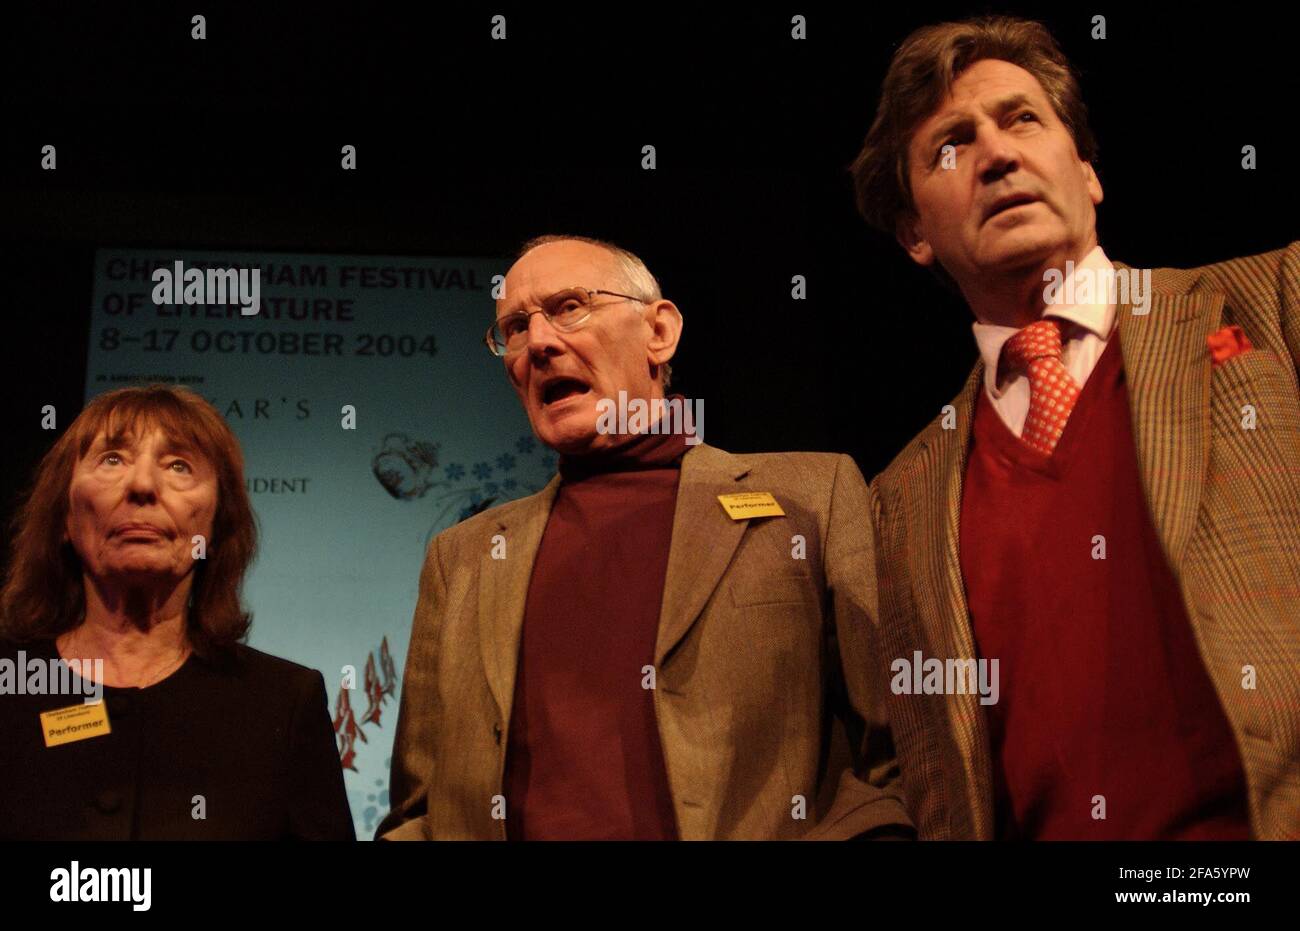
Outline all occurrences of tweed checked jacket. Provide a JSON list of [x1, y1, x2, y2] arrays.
[[377, 443, 913, 840], [867, 242, 1300, 839]]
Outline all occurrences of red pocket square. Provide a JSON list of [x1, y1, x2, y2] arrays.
[[1207, 324, 1254, 366]]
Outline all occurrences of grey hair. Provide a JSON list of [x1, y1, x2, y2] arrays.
[[514, 234, 673, 389]]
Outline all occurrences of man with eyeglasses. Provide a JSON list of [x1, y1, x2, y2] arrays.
[[377, 233, 914, 840]]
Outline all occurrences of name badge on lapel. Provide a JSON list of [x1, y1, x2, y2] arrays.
[[40, 701, 111, 748], [717, 492, 785, 520]]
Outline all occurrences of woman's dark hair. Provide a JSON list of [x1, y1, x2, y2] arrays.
[[0, 384, 257, 654]]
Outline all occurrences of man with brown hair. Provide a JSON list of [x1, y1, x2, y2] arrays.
[[846, 15, 1300, 839]]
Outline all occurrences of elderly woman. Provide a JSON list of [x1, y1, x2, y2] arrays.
[[0, 384, 354, 839]]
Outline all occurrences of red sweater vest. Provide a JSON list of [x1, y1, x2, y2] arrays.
[[959, 331, 1250, 839]]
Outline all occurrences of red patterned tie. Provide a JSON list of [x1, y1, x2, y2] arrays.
[[999, 318, 1081, 454]]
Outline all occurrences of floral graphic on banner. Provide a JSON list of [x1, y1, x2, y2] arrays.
[[370, 432, 556, 544], [349, 432, 555, 834]]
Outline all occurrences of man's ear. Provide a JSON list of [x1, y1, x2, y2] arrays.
[[1082, 160, 1103, 206], [645, 300, 683, 367], [895, 211, 935, 267]]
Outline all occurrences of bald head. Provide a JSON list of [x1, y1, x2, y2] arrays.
[[515, 235, 662, 304], [493, 237, 683, 455]]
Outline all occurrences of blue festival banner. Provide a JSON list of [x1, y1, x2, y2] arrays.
[[85, 249, 554, 838]]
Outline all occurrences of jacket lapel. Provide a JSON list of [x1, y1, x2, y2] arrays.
[[1114, 286, 1223, 569], [476, 443, 754, 721], [654, 444, 751, 667], [912, 363, 995, 838], [478, 475, 561, 723]]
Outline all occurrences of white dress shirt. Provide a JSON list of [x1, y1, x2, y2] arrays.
[[971, 245, 1118, 438]]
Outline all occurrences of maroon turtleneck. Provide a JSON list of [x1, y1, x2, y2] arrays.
[[503, 422, 688, 840]]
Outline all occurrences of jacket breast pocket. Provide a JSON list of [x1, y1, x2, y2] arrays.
[[1211, 347, 1292, 390], [1210, 347, 1300, 437]]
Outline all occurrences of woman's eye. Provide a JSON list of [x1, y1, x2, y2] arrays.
[[168, 460, 192, 474], [100, 452, 123, 466], [934, 141, 958, 165], [1016, 111, 1038, 124]]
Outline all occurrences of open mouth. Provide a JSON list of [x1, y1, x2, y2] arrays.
[[540, 377, 591, 406]]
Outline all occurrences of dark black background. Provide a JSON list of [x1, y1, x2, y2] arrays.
[[2, 2, 1297, 547]]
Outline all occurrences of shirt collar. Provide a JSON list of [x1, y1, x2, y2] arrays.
[[971, 245, 1116, 398]]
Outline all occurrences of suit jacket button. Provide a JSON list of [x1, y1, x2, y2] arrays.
[[94, 790, 122, 814], [493, 723, 502, 744]]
